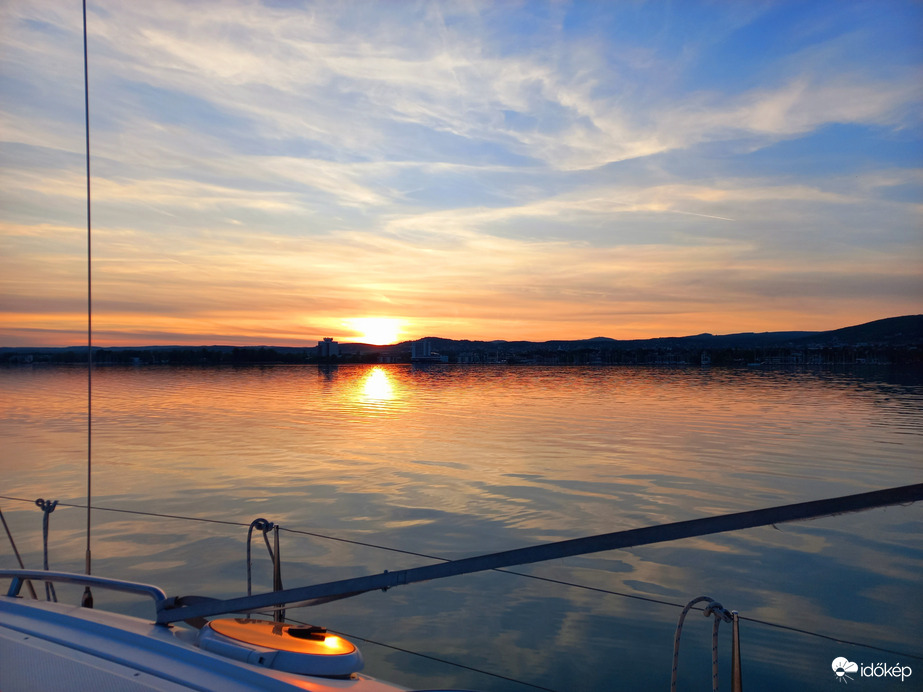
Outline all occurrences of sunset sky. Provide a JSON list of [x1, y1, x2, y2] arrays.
[[1, 1, 921, 347]]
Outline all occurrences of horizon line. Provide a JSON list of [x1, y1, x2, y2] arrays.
[[3, 314, 919, 351]]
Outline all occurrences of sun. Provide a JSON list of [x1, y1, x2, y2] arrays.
[[345, 317, 403, 345]]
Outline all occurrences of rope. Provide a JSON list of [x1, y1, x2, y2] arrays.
[[245, 518, 286, 620], [1, 494, 920, 662], [35, 499, 58, 602], [671, 596, 732, 692], [703, 601, 733, 692], [246, 518, 275, 598]]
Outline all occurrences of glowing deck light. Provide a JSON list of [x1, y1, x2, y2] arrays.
[[206, 618, 356, 656]]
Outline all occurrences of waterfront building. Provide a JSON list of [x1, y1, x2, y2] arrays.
[[317, 337, 339, 359]]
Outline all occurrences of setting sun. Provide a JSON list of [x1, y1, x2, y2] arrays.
[[345, 317, 403, 345]]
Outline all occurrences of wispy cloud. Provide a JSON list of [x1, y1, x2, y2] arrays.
[[1, 0, 920, 345]]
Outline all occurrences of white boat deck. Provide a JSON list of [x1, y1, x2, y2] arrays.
[[0, 596, 408, 692]]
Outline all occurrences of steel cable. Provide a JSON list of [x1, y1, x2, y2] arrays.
[[1, 494, 920, 662]]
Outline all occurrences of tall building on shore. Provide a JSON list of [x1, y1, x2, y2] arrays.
[[317, 337, 339, 359], [411, 339, 447, 363]]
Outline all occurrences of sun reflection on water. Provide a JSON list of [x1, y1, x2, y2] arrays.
[[357, 367, 396, 407]]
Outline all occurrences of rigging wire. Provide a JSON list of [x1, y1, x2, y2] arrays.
[[1, 494, 920, 663], [0, 506, 37, 599], [286, 615, 561, 692], [82, 0, 94, 609]]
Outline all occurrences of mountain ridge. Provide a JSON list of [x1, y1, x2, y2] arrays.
[[2, 315, 920, 354], [0, 314, 923, 356], [395, 315, 922, 352]]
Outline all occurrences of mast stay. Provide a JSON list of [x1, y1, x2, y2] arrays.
[[81, 0, 94, 609]]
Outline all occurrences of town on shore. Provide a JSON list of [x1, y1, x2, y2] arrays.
[[2, 315, 921, 368]]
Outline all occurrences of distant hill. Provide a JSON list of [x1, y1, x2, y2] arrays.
[[2, 315, 921, 365], [391, 316, 921, 353], [789, 315, 922, 346]]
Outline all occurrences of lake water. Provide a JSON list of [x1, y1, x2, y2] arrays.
[[1, 364, 921, 691]]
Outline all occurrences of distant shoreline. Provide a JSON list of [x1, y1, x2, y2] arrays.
[[3, 315, 921, 367]]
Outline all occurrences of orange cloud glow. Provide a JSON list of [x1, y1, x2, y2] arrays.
[[1, 3, 920, 347]]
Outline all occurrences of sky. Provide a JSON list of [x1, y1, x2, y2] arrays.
[[1, 0, 921, 347]]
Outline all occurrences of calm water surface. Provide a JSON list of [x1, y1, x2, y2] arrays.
[[1, 364, 921, 691]]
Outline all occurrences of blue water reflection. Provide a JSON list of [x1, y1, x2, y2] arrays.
[[0, 364, 920, 691]]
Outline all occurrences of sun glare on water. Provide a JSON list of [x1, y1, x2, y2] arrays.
[[360, 367, 395, 403], [345, 317, 403, 345]]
